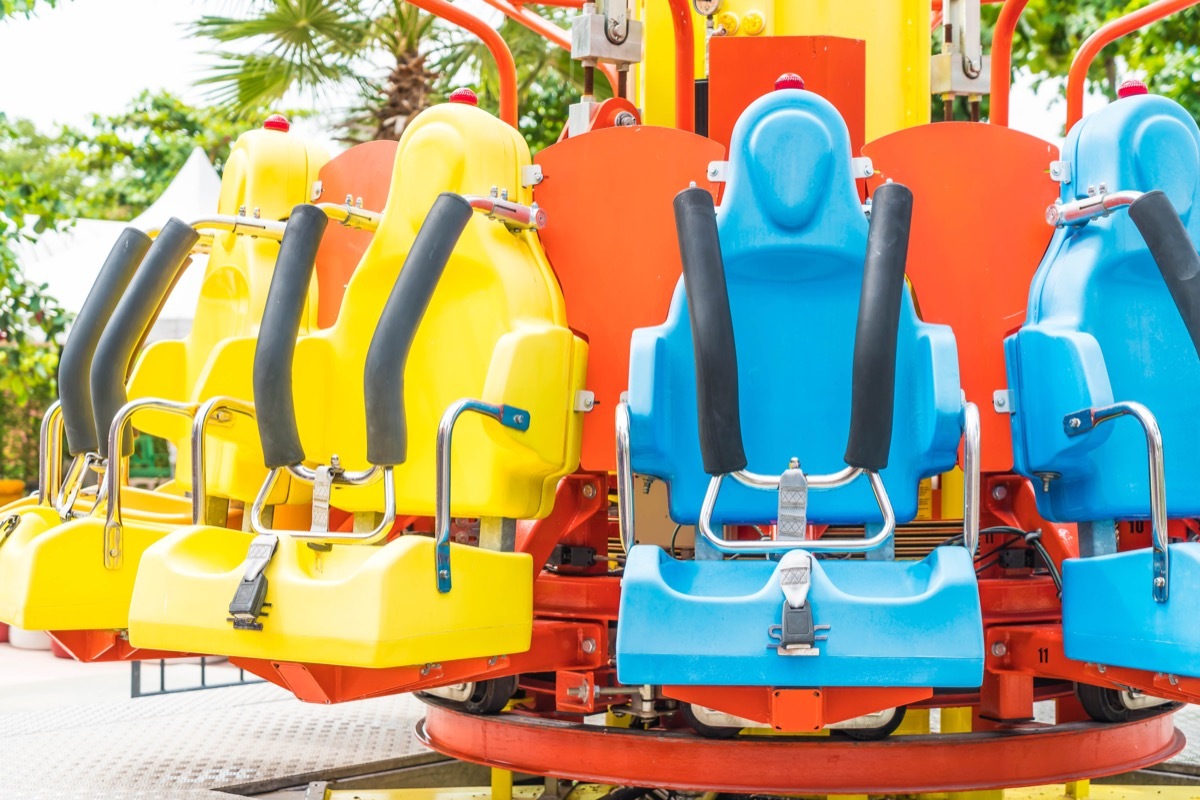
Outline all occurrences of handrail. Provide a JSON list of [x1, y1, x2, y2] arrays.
[[479, 0, 620, 94], [1066, 0, 1200, 130], [989, 0, 1029, 126], [407, 0, 519, 126]]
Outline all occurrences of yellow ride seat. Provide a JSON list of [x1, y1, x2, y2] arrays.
[[129, 102, 588, 668], [0, 124, 327, 633], [128, 122, 328, 504]]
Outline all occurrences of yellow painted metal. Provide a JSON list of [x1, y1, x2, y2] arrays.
[[128, 126, 328, 504], [128, 103, 584, 668], [639, 0, 930, 141], [491, 769, 513, 800], [326, 789, 545, 800]]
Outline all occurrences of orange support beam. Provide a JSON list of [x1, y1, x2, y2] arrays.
[[1066, 0, 1200, 130], [408, 0, 519, 126]]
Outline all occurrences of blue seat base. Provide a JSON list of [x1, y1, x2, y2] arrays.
[[1064, 542, 1200, 677], [615, 545, 984, 688]]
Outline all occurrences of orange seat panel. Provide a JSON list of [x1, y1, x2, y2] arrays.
[[863, 123, 1058, 472], [313, 140, 399, 328], [534, 126, 725, 471]]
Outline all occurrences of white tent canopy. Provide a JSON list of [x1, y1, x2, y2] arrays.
[[18, 147, 221, 341]]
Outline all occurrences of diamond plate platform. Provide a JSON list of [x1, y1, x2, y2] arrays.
[[0, 682, 427, 799]]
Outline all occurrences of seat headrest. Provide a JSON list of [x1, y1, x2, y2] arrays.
[[377, 104, 529, 245], [718, 89, 866, 261], [1065, 94, 1200, 224], [218, 126, 328, 223]]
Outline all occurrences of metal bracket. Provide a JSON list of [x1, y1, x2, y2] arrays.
[[993, 389, 1014, 414], [521, 164, 544, 188], [574, 390, 596, 413], [311, 180, 324, 202], [600, 0, 629, 45], [707, 160, 729, 182], [228, 533, 279, 630], [851, 156, 875, 180], [1049, 160, 1072, 184]]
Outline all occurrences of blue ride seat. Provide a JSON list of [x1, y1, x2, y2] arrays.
[[616, 87, 983, 690], [1006, 93, 1200, 677]]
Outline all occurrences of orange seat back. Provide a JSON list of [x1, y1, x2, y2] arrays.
[[533, 126, 725, 471], [863, 123, 1058, 472]]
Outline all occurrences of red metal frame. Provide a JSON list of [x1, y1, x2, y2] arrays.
[[1066, 0, 1200, 129], [49, 630, 190, 663], [990, 623, 1200, 705], [418, 698, 1183, 794], [478, 0, 619, 94], [989, 0, 1029, 127], [407, 0, 519, 126]]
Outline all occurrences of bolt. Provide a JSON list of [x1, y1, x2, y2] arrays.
[[356, 196, 364, 208], [996, 395, 1007, 408], [582, 484, 597, 499], [490, 185, 499, 198], [1155, 576, 1166, 588], [991, 641, 1008, 657], [1050, 163, 1063, 180], [345, 194, 354, 205], [109, 548, 119, 558], [991, 485, 1008, 501], [582, 638, 597, 654], [1097, 664, 1107, 674], [613, 111, 636, 127], [1068, 417, 1081, 429], [500, 188, 509, 201], [708, 165, 719, 178], [253, 207, 261, 218], [439, 569, 449, 579], [863, 164, 873, 177], [1171, 674, 1180, 686]]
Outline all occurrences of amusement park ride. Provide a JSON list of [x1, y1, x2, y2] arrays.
[[7, 0, 1200, 796]]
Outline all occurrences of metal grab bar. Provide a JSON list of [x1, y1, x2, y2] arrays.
[[36, 401, 63, 509], [615, 399, 635, 553], [463, 195, 547, 231], [1064, 401, 1169, 602], [248, 464, 397, 543], [145, 214, 288, 243], [962, 401, 982, 556], [696, 469, 897, 554], [315, 203, 382, 232], [616, 400, 983, 557], [103, 398, 203, 569], [189, 396, 257, 525], [434, 398, 532, 593], [56, 453, 100, 520], [1047, 189, 1143, 227]]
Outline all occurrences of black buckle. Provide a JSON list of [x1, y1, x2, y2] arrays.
[[227, 534, 278, 631], [768, 602, 830, 655]]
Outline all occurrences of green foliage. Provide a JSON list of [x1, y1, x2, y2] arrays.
[[0, 344, 58, 481], [0, 91, 248, 221], [934, 1, 1200, 127], [0, 0, 56, 19], [1010, 0, 1200, 122], [193, 0, 593, 149]]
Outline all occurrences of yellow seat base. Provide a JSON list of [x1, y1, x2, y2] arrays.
[[129, 528, 533, 668], [0, 508, 171, 630]]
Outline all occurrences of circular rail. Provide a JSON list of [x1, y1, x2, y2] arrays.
[[417, 698, 1183, 794]]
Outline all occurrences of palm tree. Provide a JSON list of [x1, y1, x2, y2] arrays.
[[193, 0, 599, 146]]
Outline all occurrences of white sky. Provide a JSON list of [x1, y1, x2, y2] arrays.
[[0, 0, 1107, 148]]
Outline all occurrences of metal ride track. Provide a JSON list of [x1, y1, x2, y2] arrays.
[[416, 697, 1185, 795]]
